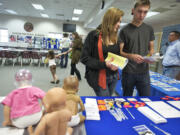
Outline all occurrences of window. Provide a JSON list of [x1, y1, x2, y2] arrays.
[[0, 29, 8, 42]]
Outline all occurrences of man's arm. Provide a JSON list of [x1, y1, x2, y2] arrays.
[[149, 41, 154, 56], [119, 42, 144, 64]]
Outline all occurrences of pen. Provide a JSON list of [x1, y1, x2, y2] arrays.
[[125, 108, 135, 119], [150, 123, 171, 135]]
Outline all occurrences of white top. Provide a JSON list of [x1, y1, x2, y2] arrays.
[[49, 59, 56, 67], [61, 37, 71, 48]]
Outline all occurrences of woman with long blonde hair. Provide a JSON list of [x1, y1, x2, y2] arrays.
[[81, 7, 124, 96]]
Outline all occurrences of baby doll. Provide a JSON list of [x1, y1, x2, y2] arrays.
[[28, 87, 73, 135], [1, 69, 45, 128], [63, 75, 85, 127]]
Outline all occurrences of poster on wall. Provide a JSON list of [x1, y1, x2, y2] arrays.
[[34, 36, 43, 48], [9, 35, 17, 42], [25, 36, 33, 44], [17, 35, 25, 43], [46, 38, 60, 49]]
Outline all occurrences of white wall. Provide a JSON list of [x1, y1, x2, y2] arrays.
[[0, 14, 90, 36], [151, 20, 180, 33]]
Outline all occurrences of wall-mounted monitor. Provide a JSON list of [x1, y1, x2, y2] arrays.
[[63, 23, 76, 32]]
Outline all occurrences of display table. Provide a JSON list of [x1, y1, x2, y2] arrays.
[[150, 71, 180, 96], [82, 96, 180, 135], [115, 71, 180, 96]]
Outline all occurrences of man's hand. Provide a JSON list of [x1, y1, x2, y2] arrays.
[[144, 59, 154, 64], [130, 54, 144, 64]]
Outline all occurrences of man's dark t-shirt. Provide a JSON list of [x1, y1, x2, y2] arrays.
[[119, 23, 155, 73]]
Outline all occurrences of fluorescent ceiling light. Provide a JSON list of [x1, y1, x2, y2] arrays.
[[5, 9, 17, 14], [73, 9, 83, 14], [41, 13, 49, 18], [146, 11, 160, 18], [72, 17, 79, 21], [32, 3, 44, 10]]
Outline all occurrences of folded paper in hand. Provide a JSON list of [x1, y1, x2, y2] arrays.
[[143, 53, 162, 62], [105, 52, 128, 70]]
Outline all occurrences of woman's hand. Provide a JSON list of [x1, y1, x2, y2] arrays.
[[105, 58, 118, 71]]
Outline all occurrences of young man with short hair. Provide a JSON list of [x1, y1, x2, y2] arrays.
[[119, 0, 155, 96]]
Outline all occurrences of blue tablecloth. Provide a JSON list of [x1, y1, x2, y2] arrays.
[[82, 96, 180, 135], [150, 72, 180, 96], [115, 71, 180, 96]]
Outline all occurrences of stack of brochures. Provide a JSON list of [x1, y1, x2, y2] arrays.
[[84, 98, 100, 120], [105, 52, 128, 70], [138, 106, 167, 124]]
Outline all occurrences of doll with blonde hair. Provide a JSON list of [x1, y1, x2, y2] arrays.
[[63, 75, 85, 127]]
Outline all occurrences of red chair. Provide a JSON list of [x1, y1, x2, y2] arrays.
[[31, 52, 42, 67], [0, 50, 5, 65], [21, 51, 31, 67], [4, 51, 18, 66]]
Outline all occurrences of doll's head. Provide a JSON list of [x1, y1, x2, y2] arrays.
[[43, 87, 67, 113], [63, 75, 79, 94], [15, 69, 32, 88]]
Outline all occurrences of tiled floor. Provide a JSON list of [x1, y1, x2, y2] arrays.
[[0, 59, 96, 96]]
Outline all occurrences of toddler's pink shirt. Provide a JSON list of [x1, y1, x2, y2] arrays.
[[2, 86, 45, 119]]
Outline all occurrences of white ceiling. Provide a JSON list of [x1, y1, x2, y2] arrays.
[[0, 0, 180, 29]]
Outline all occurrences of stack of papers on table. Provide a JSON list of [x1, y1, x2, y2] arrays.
[[167, 101, 180, 109], [138, 106, 167, 124], [84, 98, 100, 120], [146, 101, 180, 118]]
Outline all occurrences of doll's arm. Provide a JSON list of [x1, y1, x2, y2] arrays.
[[2, 105, 12, 126], [78, 97, 85, 112], [27, 126, 34, 135], [33, 116, 46, 135]]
